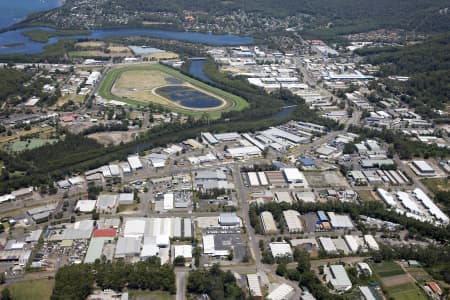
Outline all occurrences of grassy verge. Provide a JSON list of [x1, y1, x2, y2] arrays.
[[98, 63, 248, 119], [8, 279, 55, 300], [421, 178, 450, 193], [129, 290, 175, 300], [21, 29, 90, 43]]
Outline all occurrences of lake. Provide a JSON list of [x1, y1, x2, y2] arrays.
[[0, 27, 253, 55], [0, 0, 62, 29], [155, 85, 223, 109]]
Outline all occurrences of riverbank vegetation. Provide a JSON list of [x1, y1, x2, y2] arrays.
[[21, 29, 89, 43]]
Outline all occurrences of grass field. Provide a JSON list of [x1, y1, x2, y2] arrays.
[[357, 190, 379, 202], [386, 282, 427, 300], [422, 178, 450, 193], [7, 138, 57, 152], [372, 261, 405, 277], [129, 290, 175, 300], [98, 63, 248, 119], [8, 279, 54, 300], [372, 261, 428, 300]]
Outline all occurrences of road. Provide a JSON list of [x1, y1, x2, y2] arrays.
[[175, 270, 187, 300], [233, 164, 303, 300]]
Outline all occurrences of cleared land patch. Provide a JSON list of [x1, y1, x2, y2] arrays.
[[99, 63, 248, 118]]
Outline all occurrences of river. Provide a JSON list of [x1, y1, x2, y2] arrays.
[[188, 59, 298, 120], [0, 0, 62, 29], [0, 27, 253, 55]]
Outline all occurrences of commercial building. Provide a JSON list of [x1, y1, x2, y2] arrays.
[[344, 235, 359, 253], [260, 211, 278, 234], [324, 264, 352, 292], [173, 245, 193, 261], [283, 210, 303, 233], [115, 237, 141, 258]]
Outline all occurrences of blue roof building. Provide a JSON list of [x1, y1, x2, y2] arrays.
[[298, 157, 315, 167]]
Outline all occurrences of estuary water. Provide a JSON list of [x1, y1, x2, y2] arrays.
[[0, 0, 62, 29]]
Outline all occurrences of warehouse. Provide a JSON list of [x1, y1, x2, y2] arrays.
[[412, 160, 435, 174], [118, 193, 134, 205], [318, 237, 337, 254], [219, 213, 240, 227], [84, 237, 114, 263], [262, 127, 304, 143], [173, 245, 192, 261], [247, 274, 263, 299], [115, 237, 141, 258], [364, 235, 379, 251], [257, 172, 269, 186], [201, 132, 218, 144], [127, 155, 143, 170], [324, 264, 352, 292], [260, 211, 278, 234], [377, 188, 396, 207], [226, 146, 261, 158], [96, 194, 118, 213], [163, 193, 174, 210], [327, 212, 354, 229], [108, 164, 121, 177], [123, 219, 147, 238], [282, 168, 304, 184], [269, 242, 293, 258], [413, 188, 448, 223], [75, 200, 96, 213], [267, 284, 294, 300], [275, 192, 293, 204], [344, 235, 359, 253], [283, 210, 303, 233], [294, 191, 316, 202], [265, 171, 288, 187], [140, 244, 159, 260], [248, 172, 260, 186], [214, 132, 241, 141], [396, 191, 421, 214], [183, 218, 192, 238]]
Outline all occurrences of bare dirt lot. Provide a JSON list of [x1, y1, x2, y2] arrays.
[[88, 131, 139, 145], [382, 274, 412, 287]]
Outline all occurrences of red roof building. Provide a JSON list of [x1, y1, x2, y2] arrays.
[[93, 228, 117, 238]]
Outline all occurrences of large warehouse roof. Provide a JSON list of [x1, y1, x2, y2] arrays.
[[327, 212, 354, 229], [283, 210, 303, 233], [318, 237, 337, 253], [267, 284, 294, 300], [261, 211, 277, 234], [269, 242, 293, 257], [282, 168, 304, 183]]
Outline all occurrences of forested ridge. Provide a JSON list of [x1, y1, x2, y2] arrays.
[[358, 32, 450, 116]]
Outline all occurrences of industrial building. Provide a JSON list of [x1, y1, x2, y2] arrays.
[[247, 274, 263, 299], [283, 210, 303, 233], [364, 235, 379, 251], [269, 242, 293, 258], [282, 168, 305, 184], [275, 192, 293, 204], [344, 235, 359, 253], [260, 211, 278, 234], [327, 212, 354, 229], [226, 146, 261, 158], [267, 284, 294, 300], [219, 213, 240, 227], [318, 237, 337, 254], [127, 155, 143, 170], [412, 160, 435, 174], [323, 264, 352, 292]]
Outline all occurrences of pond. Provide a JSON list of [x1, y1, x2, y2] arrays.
[[155, 85, 223, 109]]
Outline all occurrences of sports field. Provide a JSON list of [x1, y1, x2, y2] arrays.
[[98, 63, 248, 119]]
